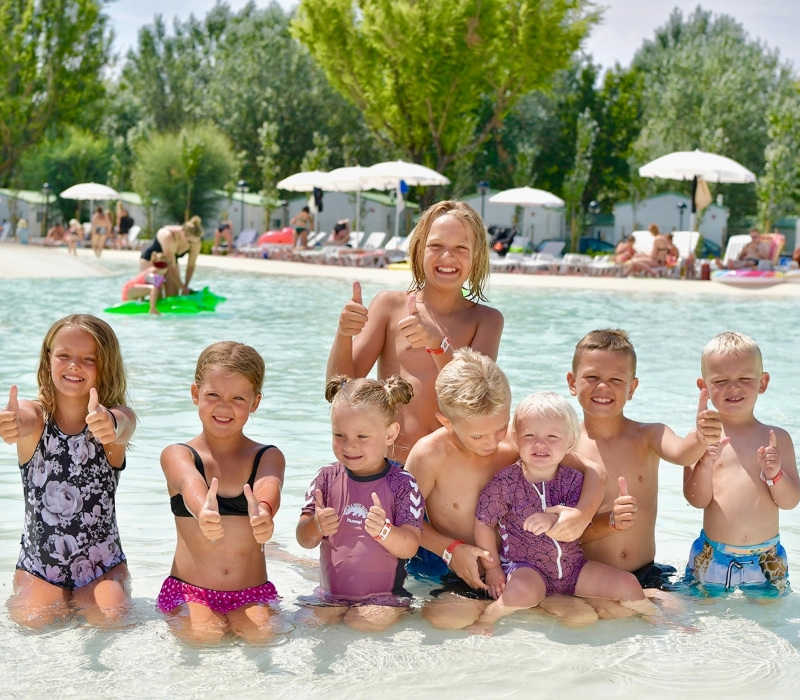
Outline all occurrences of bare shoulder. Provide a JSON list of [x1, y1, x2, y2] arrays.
[[256, 443, 286, 475], [370, 289, 408, 312], [406, 427, 451, 474]]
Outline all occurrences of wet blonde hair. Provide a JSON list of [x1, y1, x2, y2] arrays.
[[435, 347, 510, 422], [195, 341, 265, 394], [407, 200, 490, 301], [573, 328, 637, 376], [701, 331, 763, 378], [37, 314, 128, 418], [325, 375, 414, 426], [183, 215, 203, 239], [513, 391, 581, 452]]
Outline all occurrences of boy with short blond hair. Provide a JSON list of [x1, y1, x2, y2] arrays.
[[567, 328, 723, 590], [683, 332, 799, 596], [406, 347, 606, 628]]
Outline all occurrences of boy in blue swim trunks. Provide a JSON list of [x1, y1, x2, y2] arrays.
[[683, 332, 799, 597], [405, 348, 606, 629]]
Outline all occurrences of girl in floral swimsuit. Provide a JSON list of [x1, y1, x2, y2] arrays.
[[468, 391, 656, 634], [158, 342, 286, 644], [0, 314, 137, 629]]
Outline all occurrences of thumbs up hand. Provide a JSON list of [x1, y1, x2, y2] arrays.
[[85, 388, 118, 445], [0, 385, 21, 444], [313, 489, 339, 537], [244, 483, 274, 544], [397, 292, 441, 350], [757, 430, 782, 482], [696, 388, 722, 446], [198, 477, 224, 541], [610, 477, 637, 532], [337, 281, 369, 336], [364, 492, 390, 538]]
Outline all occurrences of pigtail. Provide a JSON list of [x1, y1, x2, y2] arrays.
[[325, 375, 351, 403], [381, 375, 414, 409]]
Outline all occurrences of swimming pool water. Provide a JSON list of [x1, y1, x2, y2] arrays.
[[1, 260, 799, 698]]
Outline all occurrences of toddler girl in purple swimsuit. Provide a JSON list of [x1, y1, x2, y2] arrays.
[[158, 342, 286, 644], [468, 391, 656, 634], [297, 375, 424, 632]]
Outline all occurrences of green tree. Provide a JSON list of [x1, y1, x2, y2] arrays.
[[0, 0, 111, 182], [15, 126, 113, 221], [757, 88, 800, 231], [131, 124, 237, 223], [292, 0, 597, 177], [562, 108, 597, 250], [630, 7, 793, 227], [257, 121, 281, 226]]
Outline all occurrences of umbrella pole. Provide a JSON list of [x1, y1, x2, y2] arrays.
[[356, 190, 361, 232]]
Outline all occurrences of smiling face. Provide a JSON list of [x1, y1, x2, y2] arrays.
[[515, 413, 571, 478], [422, 215, 472, 290], [699, 351, 768, 419], [191, 366, 261, 437], [49, 327, 98, 400], [440, 404, 510, 457], [330, 404, 399, 476], [567, 349, 638, 419]]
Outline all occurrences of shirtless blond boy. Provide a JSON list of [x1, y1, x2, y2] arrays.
[[405, 348, 606, 628], [327, 201, 504, 462], [566, 329, 722, 590], [683, 332, 799, 597]]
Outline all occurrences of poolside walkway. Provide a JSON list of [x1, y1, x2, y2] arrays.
[[2, 243, 800, 297]]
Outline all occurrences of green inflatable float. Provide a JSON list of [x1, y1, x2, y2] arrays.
[[105, 287, 226, 315]]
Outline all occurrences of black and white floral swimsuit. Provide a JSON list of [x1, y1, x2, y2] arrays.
[[16, 418, 126, 590]]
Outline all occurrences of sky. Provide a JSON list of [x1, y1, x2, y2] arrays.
[[107, 0, 800, 71]]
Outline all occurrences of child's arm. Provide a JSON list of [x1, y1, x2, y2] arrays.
[[0, 386, 43, 445], [549, 454, 607, 541], [161, 444, 224, 540], [683, 444, 720, 509], [245, 446, 286, 544], [579, 477, 637, 544], [297, 488, 339, 548], [364, 492, 421, 558], [474, 518, 505, 599], [654, 389, 722, 466], [759, 429, 800, 510], [326, 282, 385, 380], [85, 389, 136, 447]]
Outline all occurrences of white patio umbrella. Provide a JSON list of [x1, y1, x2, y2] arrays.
[[276, 171, 333, 232], [59, 182, 120, 200], [365, 161, 450, 237], [59, 182, 120, 222], [638, 149, 756, 230], [325, 165, 385, 232], [489, 186, 565, 243], [638, 149, 756, 184]]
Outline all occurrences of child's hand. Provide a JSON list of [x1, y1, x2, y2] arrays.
[[314, 489, 339, 537], [397, 293, 442, 351], [523, 512, 558, 536], [757, 430, 782, 481], [696, 388, 722, 446], [244, 483, 274, 544], [610, 477, 637, 532], [0, 385, 21, 444], [198, 477, 224, 541], [85, 388, 118, 444], [696, 438, 730, 470], [337, 281, 368, 336], [544, 505, 589, 541], [364, 492, 390, 539], [484, 566, 506, 600]]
